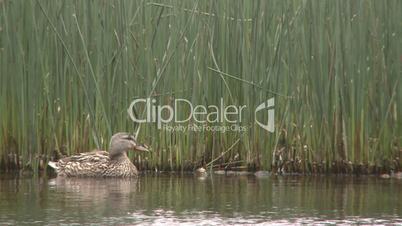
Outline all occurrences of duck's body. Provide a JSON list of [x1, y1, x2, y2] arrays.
[[48, 133, 149, 177], [49, 150, 139, 177]]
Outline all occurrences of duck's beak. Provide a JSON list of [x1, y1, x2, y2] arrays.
[[134, 143, 150, 152], [129, 140, 150, 152]]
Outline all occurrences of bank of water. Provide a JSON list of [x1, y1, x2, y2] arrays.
[[0, 174, 401, 225]]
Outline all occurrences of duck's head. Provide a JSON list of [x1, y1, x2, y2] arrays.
[[109, 132, 149, 159]]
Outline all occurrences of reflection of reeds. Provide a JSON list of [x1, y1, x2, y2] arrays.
[[0, 1, 401, 173]]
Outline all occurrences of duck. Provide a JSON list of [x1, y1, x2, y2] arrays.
[[48, 132, 149, 177]]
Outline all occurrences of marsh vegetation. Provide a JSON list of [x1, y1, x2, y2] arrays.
[[0, 0, 401, 174]]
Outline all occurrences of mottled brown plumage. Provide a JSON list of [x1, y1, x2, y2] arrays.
[[48, 133, 149, 177]]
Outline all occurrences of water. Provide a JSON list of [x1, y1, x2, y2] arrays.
[[0, 173, 401, 225]]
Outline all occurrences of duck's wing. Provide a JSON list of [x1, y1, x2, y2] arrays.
[[64, 150, 109, 162], [55, 150, 110, 177]]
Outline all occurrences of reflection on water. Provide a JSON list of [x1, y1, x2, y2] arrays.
[[0, 173, 401, 225]]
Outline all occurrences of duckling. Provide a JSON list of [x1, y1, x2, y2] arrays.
[[195, 167, 207, 177], [391, 171, 402, 179], [48, 132, 149, 177]]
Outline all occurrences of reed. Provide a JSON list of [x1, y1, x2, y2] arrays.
[[0, 0, 401, 174]]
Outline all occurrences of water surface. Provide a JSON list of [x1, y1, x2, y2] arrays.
[[0, 173, 401, 225]]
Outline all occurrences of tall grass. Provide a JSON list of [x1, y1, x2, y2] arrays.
[[0, 0, 401, 173]]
